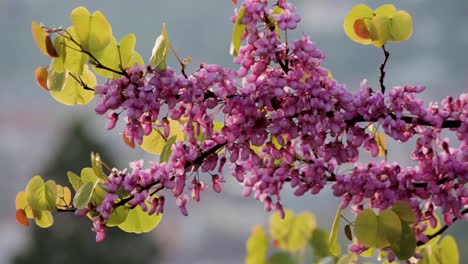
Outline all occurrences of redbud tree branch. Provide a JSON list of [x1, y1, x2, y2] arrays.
[[416, 207, 468, 246], [379, 45, 390, 94]]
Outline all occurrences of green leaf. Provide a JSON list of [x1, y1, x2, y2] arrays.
[[118, 200, 163, 234], [309, 228, 333, 260], [148, 23, 170, 71], [70, 6, 113, 52], [245, 225, 269, 264], [160, 136, 177, 163], [270, 209, 316, 252], [391, 200, 416, 224], [378, 209, 402, 247], [230, 6, 246, 57], [267, 252, 296, 264], [106, 206, 130, 227], [354, 209, 378, 247], [73, 181, 97, 209], [67, 171, 82, 191], [329, 207, 341, 256], [91, 152, 107, 181], [50, 64, 96, 105], [32, 209, 54, 228], [25, 176, 57, 211], [390, 223, 416, 260], [438, 235, 459, 264]]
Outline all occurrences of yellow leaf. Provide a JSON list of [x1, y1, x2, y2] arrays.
[[15, 192, 34, 218], [374, 4, 397, 16], [343, 4, 374, 44], [56, 185, 72, 209], [369, 124, 387, 156], [50, 64, 96, 105], [139, 119, 185, 155]]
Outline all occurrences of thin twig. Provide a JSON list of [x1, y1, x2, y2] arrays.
[[417, 208, 468, 246], [379, 45, 390, 94]]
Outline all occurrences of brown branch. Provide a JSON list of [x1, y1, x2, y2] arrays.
[[60, 30, 128, 78], [344, 114, 461, 129], [417, 207, 468, 246], [379, 45, 390, 94]]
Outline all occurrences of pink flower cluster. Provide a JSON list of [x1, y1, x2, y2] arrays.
[[89, 0, 467, 257]]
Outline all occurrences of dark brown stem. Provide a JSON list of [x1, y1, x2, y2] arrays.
[[379, 45, 390, 94], [60, 30, 128, 78], [344, 114, 461, 129], [417, 208, 468, 246]]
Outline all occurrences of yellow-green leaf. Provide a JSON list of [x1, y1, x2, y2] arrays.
[[73, 181, 97, 209], [378, 209, 402, 247], [370, 14, 391, 47], [391, 200, 416, 224], [230, 6, 247, 56], [67, 171, 82, 191], [47, 65, 68, 92], [310, 228, 333, 259], [148, 23, 170, 71], [389, 10, 413, 42], [140, 119, 185, 155], [329, 207, 341, 255], [354, 209, 378, 247], [266, 252, 295, 264], [63, 27, 88, 75], [70, 6, 112, 52], [245, 225, 269, 264], [390, 223, 416, 260], [118, 201, 163, 234], [91, 152, 107, 181], [50, 64, 96, 105], [25, 176, 57, 211], [106, 206, 130, 227], [270, 209, 316, 252], [438, 235, 459, 264], [119, 33, 137, 68], [160, 135, 177, 163], [32, 209, 54, 228]]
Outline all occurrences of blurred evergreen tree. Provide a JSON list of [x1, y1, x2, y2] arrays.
[[12, 117, 160, 264]]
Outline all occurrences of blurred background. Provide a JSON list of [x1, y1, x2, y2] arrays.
[[1, 0, 467, 263]]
